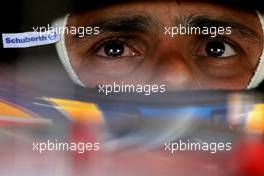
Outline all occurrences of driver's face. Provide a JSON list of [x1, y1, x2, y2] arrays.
[[64, 1, 263, 90]]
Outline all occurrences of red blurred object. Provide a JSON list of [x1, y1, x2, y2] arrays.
[[234, 137, 264, 176]]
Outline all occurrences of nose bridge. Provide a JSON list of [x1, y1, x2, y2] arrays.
[[151, 43, 199, 90]]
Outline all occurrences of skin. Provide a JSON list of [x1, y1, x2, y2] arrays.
[[64, 1, 263, 90]]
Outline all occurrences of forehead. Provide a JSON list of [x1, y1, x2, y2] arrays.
[[68, 0, 264, 47], [71, 0, 257, 23], [68, 0, 263, 49], [71, 0, 261, 14], [70, 1, 259, 30]]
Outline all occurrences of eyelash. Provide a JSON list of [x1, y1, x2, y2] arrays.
[[197, 35, 244, 55], [189, 35, 244, 70]]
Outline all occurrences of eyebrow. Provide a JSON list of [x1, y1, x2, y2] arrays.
[[179, 15, 262, 43], [90, 15, 156, 34]]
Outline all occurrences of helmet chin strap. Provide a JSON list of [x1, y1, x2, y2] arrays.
[[54, 14, 85, 87], [247, 11, 264, 89], [55, 11, 264, 89]]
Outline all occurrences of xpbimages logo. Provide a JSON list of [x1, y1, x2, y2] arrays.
[[2, 30, 60, 48], [32, 140, 100, 154], [97, 82, 166, 95]]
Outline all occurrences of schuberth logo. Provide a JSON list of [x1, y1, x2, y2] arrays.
[[2, 30, 60, 48]]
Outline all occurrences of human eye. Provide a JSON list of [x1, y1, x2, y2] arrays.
[[80, 35, 148, 77], [190, 36, 250, 79], [194, 37, 238, 59], [94, 37, 142, 59]]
